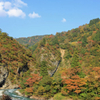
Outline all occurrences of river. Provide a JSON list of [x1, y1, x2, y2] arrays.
[[0, 89, 35, 100]]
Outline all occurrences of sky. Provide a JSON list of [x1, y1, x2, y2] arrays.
[[0, 0, 100, 38]]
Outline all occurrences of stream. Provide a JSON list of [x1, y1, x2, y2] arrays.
[[0, 89, 35, 100]]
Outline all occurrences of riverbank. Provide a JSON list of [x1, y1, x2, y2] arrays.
[[15, 90, 47, 100], [2, 89, 33, 100], [15, 90, 23, 97]]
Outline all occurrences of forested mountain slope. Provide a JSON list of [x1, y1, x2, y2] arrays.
[[16, 35, 45, 47], [0, 32, 35, 87], [19, 18, 100, 100], [0, 18, 100, 100]]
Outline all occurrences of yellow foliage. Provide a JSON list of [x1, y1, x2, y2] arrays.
[[71, 42, 77, 46]]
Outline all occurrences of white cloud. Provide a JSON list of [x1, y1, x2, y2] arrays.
[[7, 8, 26, 18], [0, 0, 27, 18], [14, 0, 27, 7], [0, 9, 7, 16], [4, 2, 12, 10], [29, 12, 41, 18], [62, 18, 66, 22], [0, 2, 7, 16], [0, 2, 3, 10]]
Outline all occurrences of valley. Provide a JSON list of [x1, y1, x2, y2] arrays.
[[0, 18, 100, 100]]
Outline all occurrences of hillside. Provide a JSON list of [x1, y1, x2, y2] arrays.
[[16, 35, 45, 47], [0, 18, 100, 100], [19, 18, 100, 100], [0, 32, 35, 88]]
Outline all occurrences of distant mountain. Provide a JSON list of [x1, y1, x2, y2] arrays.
[[16, 35, 45, 47]]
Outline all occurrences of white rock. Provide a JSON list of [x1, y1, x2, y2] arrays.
[[15, 90, 23, 96], [0, 90, 4, 96]]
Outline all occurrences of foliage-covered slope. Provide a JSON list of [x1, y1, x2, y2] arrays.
[[0, 18, 100, 99], [19, 18, 100, 100], [16, 35, 45, 47], [0, 31, 34, 84]]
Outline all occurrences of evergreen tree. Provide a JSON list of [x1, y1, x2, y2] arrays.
[[82, 35, 87, 46], [71, 51, 85, 78], [40, 38, 46, 47], [71, 51, 80, 68], [40, 61, 48, 77], [89, 18, 100, 26], [93, 30, 100, 42], [0, 54, 2, 63]]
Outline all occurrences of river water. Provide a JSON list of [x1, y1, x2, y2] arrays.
[[0, 89, 35, 100]]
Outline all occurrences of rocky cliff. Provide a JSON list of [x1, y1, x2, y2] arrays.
[[0, 65, 19, 89], [0, 65, 8, 87]]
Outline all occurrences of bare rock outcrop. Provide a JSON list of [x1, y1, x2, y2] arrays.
[[0, 65, 19, 89], [0, 65, 8, 87], [40, 51, 61, 77], [1, 78, 19, 89]]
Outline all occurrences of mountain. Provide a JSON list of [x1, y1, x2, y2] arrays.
[[0, 32, 35, 89], [0, 18, 100, 100], [19, 18, 100, 99], [16, 35, 45, 47]]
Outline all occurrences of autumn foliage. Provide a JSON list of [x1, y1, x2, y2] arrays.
[[25, 74, 42, 87], [0, 18, 100, 99]]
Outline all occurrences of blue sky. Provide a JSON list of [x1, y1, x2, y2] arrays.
[[0, 0, 100, 38]]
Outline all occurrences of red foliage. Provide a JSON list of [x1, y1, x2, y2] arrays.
[[61, 67, 87, 94], [26, 87, 34, 93], [49, 34, 53, 38], [78, 41, 82, 44], [93, 31, 97, 34], [25, 74, 42, 87]]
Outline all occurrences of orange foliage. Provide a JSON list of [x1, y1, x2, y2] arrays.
[[29, 39, 31, 43], [62, 67, 87, 95], [93, 31, 97, 34], [26, 87, 33, 93], [0, 43, 2, 47], [78, 41, 82, 44], [49, 34, 53, 38], [25, 74, 42, 87]]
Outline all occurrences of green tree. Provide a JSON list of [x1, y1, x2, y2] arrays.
[[39, 76, 52, 87], [40, 61, 48, 77], [89, 18, 100, 26], [71, 51, 80, 68], [92, 30, 100, 42], [0, 54, 2, 63], [50, 37, 59, 45], [40, 38, 46, 46], [31, 43, 38, 52], [71, 51, 85, 78], [82, 35, 87, 46]]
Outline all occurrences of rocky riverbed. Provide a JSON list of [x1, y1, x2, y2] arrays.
[[0, 89, 35, 100]]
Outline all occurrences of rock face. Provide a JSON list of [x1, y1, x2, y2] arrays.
[[1, 79, 19, 89], [40, 51, 61, 77], [49, 61, 60, 77], [0, 65, 19, 89], [0, 65, 8, 87]]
